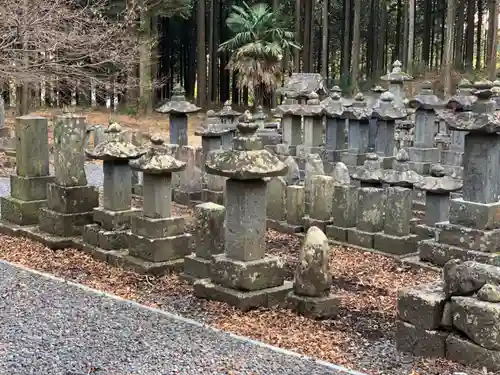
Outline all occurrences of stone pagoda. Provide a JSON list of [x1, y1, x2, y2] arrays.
[[156, 84, 201, 146], [82, 123, 145, 257], [125, 135, 192, 274], [296, 92, 324, 156], [215, 100, 241, 129], [276, 73, 328, 102], [380, 60, 413, 106], [194, 113, 292, 311], [419, 82, 500, 267], [276, 97, 302, 156], [323, 92, 347, 166]]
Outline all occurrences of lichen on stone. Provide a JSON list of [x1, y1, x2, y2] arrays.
[[372, 91, 408, 120], [380, 60, 413, 83], [129, 134, 186, 174], [155, 83, 201, 114]]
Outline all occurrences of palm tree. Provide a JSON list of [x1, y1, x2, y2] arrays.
[[218, 1, 300, 106]]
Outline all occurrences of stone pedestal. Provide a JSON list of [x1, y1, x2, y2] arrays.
[[38, 115, 98, 238], [267, 184, 305, 233], [326, 185, 358, 242], [303, 175, 334, 232], [1, 116, 54, 226], [194, 115, 292, 310], [323, 93, 347, 165], [380, 60, 413, 107], [173, 145, 203, 206]]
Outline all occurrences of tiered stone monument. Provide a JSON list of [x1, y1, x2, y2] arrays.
[[252, 105, 266, 129], [194, 114, 292, 311], [340, 93, 372, 170], [367, 85, 387, 108], [372, 91, 407, 169], [380, 60, 413, 106], [323, 92, 347, 166], [287, 226, 339, 319], [81, 123, 145, 259], [276, 72, 328, 102], [125, 135, 192, 274], [407, 81, 442, 175], [276, 98, 302, 156], [297, 92, 324, 156], [215, 100, 241, 131], [418, 82, 500, 267], [156, 84, 201, 146], [0, 116, 54, 226], [396, 260, 500, 372], [37, 115, 99, 245]]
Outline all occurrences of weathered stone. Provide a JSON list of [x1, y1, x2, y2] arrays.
[[435, 222, 500, 252], [38, 208, 93, 237], [355, 187, 385, 232], [395, 320, 448, 358], [294, 226, 331, 297], [477, 283, 500, 302], [15, 116, 50, 177], [418, 239, 500, 267], [10, 175, 54, 202], [53, 115, 88, 186], [93, 207, 139, 231], [193, 202, 225, 259], [331, 162, 350, 185], [282, 156, 300, 185], [304, 154, 325, 199], [276, 73, 328, 100], [449, 198, 500, 230], [446, 334, 500, 372], [397, 281, 446, 330], [309, 176, 334, 221], [46, 184, 99, 214], [215, 101, 241, 126], [444, 260, 500, 297], [286, 292, 340, 319], [128, 232, 192, 262], [327, 185, 357, 242], [267, 177, 286, 221], [380, 61, 413, 106], [131, 215, 185, 238], [451, 296, 500, 350], [286, 185, 305, 226], [0, 196, 47, 226]]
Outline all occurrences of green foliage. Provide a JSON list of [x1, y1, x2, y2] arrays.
[[219, 1, 300, 94]]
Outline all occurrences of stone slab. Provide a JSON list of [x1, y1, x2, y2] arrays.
[[93, 207, 141, 231], [47, 183, 99, 214], [39, 208, 94, 237], [449, 199, 500, 230], [435, 222, 500, 252], [193, 279, 293, 312], [418, 239, 500, 267], [408, 161, 432, 175], [131, 215, 185, 238], [286, 291, 340, 319], [446, 334, 500, 372], [10, 175, 54, 201], [201, 189, 224, 205], [266, 219, 304, 234], [373, 232, 418, 256], [0, 196, 46, 226], [397, 281, 446, 330], [181, 254, 211, 283], [346, 228, 375, 249], [395, 320, 448, 358], [411, 220, 435, 240], [0, 221, 75, 249], [128, 232, 191, 262], [210, 254, 285, 291], [325, 224, 351, 242], [81, 224, 129, 250], [173, 189, 201, 207], [302, 216, 332, 233]]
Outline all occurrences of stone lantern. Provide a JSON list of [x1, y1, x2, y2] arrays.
[[323, 92, 347, 165], [194, 113, 291, 311], [368, 85, 387, 108], [296, 92, 324, 156], [252, 105, 266, 129], [276, 97, 303, 156], [126, 135, 192, 273], [156, 84, 201, 146], [372, 91, 407, 169], [82, 123, 146, 253], [215, 100, 241, 129], [380, 60, 413, 106]]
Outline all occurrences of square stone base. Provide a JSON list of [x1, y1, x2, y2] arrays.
[[418, 239, 500, 267], [435, 222, 500, 252], [326, 225, 352, 242], [93, 207, 141, 231], [47, 184, 99, 214], [82, 224, 129, 250], [201, 189, 224, 205], [449, 199, 500, 230], [128, 232, 191, 262], [266, 219, 303, 234], [0, 220, 75, 249], [10, 175, 54, 201], [1, 196, 47, 225], [446, 334, 500, 372], [173, 189, 201, 207], [131, 215, 185, 238], [38, 208, 93, 237], [340, 152, 366, 167], [411, 219, 436, 240], [346, 227, 376, 249], [373, 232, 418, 256], [380, 156, 395, 170], [302, 216, 332, 233], [211, 254, 285, 291], [193, 279, 293, 312], [408, 161, 433, 175], [181, 254, 211, 283], [286, 291, 340, 319], [395, 320, 448, 358], [132, 183, 143, 196]]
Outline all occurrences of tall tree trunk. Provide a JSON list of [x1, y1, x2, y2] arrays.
[[443, 0, 456, 97], [341, 0, 352, 89], [377, 0, 387, 79], [403, 0, 409, 70], [422, 0, 432, 68], [321, 0, 329, 79], [395, 0, 402, 60], [139, 6, 152, 114], [476, 0, 483, 70], [294, 0, 301, 72], [350, 0, 361, 93], [487, 0, 498, 80], [197, 0, 207, 106], [465, 0, 475, 71], [454, 0, 465, 69], [271, 0, 279, 107], [407, 0, 415, 75], [304, 0, 312, 72], [208, 0, 215, 103]]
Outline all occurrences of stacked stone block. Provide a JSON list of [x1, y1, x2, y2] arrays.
[[323, 92, 347, 168], [1, 116, 54, 226], [396, 260, 500, 372], [38, 115, 98, 237], [276, 98, 302, 156]]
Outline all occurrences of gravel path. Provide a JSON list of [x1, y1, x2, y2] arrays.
[[0, 261, 364, 375], [0, 163, 104, 198]]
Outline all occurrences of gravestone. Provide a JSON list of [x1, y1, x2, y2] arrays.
[[276, 98, 302, 156], [215, 100, 241, 130], [1, 116, 54, 226], [194, 114, 292, 311], [277, 73, 328, 102], [155, 84, 201, 146], [380, 60, 413, 106], [297, 92, 324, 156], [323, 92, 347, 166], [38, 115, 99, 239], [125, 135, 192, 274]]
